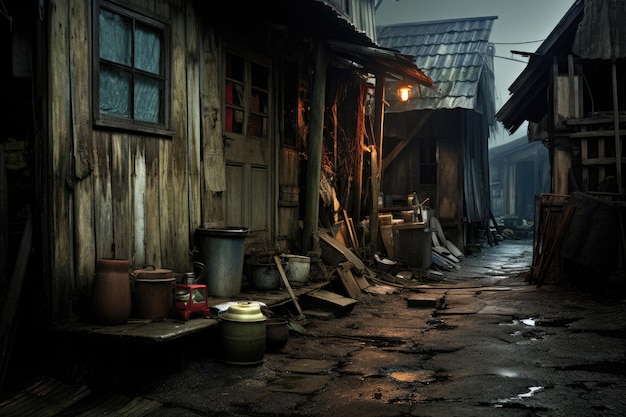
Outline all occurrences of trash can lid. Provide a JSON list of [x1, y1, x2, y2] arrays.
[[196, 226, 249, 237], [133, 267, 173, 279], [221, 302, 266, 322]]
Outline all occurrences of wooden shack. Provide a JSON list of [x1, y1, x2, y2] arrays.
[[376, 17, 498, 250], [0, 0, 432, 329], [496, 0, 626, 287]]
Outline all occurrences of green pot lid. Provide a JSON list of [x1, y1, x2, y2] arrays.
[[221, 302, 266, 322]]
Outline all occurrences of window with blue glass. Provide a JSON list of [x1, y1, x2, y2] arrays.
[[94, 1, 170, 134]]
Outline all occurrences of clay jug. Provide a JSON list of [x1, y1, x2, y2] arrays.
[[93, 258, 132, 325]]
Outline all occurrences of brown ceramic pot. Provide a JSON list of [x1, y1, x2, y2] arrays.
[[92, 259, 132, 325], [265, 318, 289, 351]]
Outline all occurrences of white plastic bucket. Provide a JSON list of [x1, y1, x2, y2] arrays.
[[282, 254, 310, 286]]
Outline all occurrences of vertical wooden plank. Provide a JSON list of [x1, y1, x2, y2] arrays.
[[133, 0, 170, 267], [553, 146, 571, 195], [144, 0, 170, 266], [49, 0, 74, 318], [186, 1, 202, 250], [581, 133, 589, 191], [199, 26, 226, 225], [612, 62, 623, 193], [93, 130, 113, 259], [69, 0, 95, 296], [70, 0, 93, 180], [353, 84, 365, 223], [111, 133, 133, 260], [160, 3, 189, 271], [278, 148, 299, 248], [143, 138, 162, 268], [568, 54, 575, 119], [303, 43, 327, 253], [132, 143, 146, 267], [438, 136, 461, 220], [599, 137, 606, 185]]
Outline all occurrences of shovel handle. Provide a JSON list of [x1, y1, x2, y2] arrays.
[[274, 255, 304, 317]]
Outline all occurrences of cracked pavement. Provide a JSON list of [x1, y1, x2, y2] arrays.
[[47, 240, 626, 416]]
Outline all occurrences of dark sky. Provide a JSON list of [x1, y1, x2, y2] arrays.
[[375, 0, 575, 145]]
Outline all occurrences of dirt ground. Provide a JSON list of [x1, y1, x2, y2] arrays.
[[3, 238, 626, 417]]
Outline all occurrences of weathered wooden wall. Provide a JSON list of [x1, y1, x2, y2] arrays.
[[43, 0, 369, 319], [47, 0, 223, 319]]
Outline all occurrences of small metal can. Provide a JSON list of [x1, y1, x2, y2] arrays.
[[184, 272, 195, 285]]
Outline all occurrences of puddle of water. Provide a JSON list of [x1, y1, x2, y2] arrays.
[[494, 368, 518, 378], [490, 386, 545, 408], [507, 317, 578, 328], [518, 386, 543, 398], [502, 318, 536, 333], [501, 318, 535, 327], [388, 370, 436, 383]]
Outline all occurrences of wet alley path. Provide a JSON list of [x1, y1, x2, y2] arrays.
[[137, 239, 626, 416], [2, 239, 625, 417]]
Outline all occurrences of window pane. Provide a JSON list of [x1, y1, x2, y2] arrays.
[[135, 23, 161, 74], [226, 81, 244, 106], [134, 75, 161, 123], [226, 53, 244, 81], [99, 9, 131, 66], [225, 108, 244, 133], [251, 62, 268, 90], [249, 114, 267, 137], [251, 88, 268, 114], [99, 66, 131, 118]]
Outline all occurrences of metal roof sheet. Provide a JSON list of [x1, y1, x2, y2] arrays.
[[302, 0, 433, 88], [376, 16, 497, 114]]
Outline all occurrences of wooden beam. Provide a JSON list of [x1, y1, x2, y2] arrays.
[[382, 112, 430, 172], [570, 129, 626, 138], [612, 61, 623, 193], [274, 255, 305, 319], [369, 72, 385, 253], [302, 43, 327, 253], [564, 115, 626, 126], [353, 85, 365, 223]]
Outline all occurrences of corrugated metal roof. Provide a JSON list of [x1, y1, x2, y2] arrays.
[[376, 16, 497, 114], [300, 0, 434, 88]]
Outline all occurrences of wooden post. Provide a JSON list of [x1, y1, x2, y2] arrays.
[[302, 43, 327, 253], [369, 147, 379, 252], [612, 60, 623, 194], [353, 86, 365, 224], [369, 72, 386, 253]]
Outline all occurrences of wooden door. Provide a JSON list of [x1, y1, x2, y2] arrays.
[[223, 51, 273, 245]]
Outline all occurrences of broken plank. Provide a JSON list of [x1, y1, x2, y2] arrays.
[[342, 209, 359, 251], [406, 293, 445, 309], [352, 272, 371, 291], [300, 289, 357, 316], [274, 255, 305, 319], [336, 262, 362, 299], [364, 284, 397, 295], [318, 231, 365, 273]]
